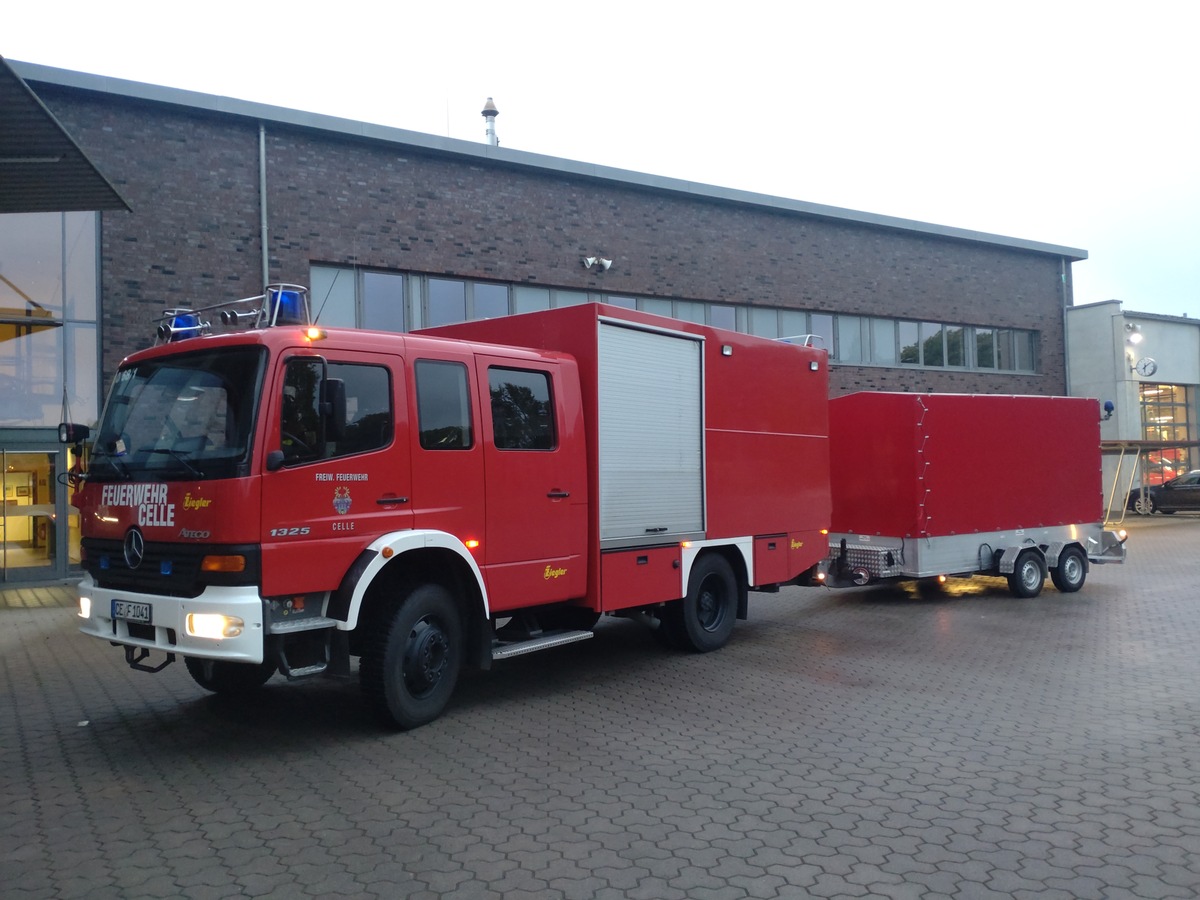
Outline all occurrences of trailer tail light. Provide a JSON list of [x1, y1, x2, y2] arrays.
[[201, 554, 247, 573], [186, 614, 244, 639]]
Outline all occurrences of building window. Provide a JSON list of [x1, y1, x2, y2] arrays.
[[362, 272, 405, 332], [872, 319, 897, 365], [0, 211, 99, 427], [1140, 384, 1195, 482], [308, 265, 1038, 374]]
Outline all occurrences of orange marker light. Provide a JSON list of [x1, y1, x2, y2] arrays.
[[201, 554, 246, 573], [465, 539, 480, 550]]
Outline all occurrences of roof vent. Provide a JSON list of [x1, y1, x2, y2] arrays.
[[481, 97, 499, 147]]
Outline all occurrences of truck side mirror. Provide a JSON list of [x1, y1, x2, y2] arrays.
[[58, 423, 91, 445], [321, 378, 347, 441]]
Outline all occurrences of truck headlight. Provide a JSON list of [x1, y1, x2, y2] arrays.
[[79, 595, 92, 619], [186, 614, 245, 639]]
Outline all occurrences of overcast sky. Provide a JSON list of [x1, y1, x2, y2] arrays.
[[8, 1, 1197, 318]]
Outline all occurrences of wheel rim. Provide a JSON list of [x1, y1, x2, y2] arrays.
[[1020, 559, 1042, 590], [1061, 554, 1083, 586], [403, 617, 449, 698], [696, 575, 729, 632]]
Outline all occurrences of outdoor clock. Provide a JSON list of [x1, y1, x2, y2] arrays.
[[1135, 357, 1158, 377]]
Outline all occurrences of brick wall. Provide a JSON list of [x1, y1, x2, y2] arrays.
[[38, 87, 1070, 396]]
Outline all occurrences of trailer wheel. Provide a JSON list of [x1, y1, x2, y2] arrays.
[[184, 657, 276, 694], [1050, 546, 1087, 593], [361, 583, 462, 730], [661, 554, 738, 652], [1007, 550, 1046, 598]]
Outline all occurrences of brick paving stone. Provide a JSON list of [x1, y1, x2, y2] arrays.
[[3, 517, 1200, 897]]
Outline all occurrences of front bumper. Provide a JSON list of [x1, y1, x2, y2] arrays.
[[77, 574, 267, 663]]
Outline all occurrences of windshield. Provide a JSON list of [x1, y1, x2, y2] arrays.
[[89, 347, 267, 482]]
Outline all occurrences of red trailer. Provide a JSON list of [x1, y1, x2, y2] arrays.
[[822, 392, 1126, 596], [67, 289, 830, 729]]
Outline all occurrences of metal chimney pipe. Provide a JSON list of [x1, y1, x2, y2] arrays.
[[481, 97, 499, 147]]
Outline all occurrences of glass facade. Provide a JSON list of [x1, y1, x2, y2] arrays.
[[0, 211, 98, 581], [1139, 384, 1196, 484], [313, 264, 1041, 374]]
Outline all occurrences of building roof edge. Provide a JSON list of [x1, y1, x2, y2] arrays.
[[10, 60, 1087, 261]]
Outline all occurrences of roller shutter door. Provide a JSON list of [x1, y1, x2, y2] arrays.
[[598, 321, 704, 545]]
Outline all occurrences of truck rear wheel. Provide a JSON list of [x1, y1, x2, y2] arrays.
[[184, 657, 276, 694], [660, 554, 738, 652], [361, 583, 463, 730], [1050, 546, 1087, 593], [1007, 550, 1045, 598]]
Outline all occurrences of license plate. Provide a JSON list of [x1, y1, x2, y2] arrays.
[[111, 599, 152, 624]]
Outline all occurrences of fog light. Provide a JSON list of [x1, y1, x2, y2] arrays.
[[79, 595, 92, 619], [186, 613, 244, 639]]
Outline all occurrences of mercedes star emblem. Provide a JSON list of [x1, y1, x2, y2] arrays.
[[123, 527, 146, 570]]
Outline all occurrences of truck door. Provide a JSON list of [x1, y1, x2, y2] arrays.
[[260, 350, 411, 597], [475, 356, 587, 608]]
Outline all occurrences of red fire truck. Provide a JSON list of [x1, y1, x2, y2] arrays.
[[819, 392, 1127, 595], [66, 287, 830, 729]]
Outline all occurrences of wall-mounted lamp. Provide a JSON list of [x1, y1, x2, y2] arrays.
[[1125, 322, 1143, 345], [581, 256, 613, 271]]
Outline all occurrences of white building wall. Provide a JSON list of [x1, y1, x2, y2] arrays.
[[1066, 301, 1200, 519]]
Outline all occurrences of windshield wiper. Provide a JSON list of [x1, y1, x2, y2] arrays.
[[141, 447, 204, 479], [91, 444, 131, 479]]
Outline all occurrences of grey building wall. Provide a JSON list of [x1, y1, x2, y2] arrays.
[[28, 75, 1079, 398]]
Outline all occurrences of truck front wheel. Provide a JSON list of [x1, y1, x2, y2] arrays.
[[661, 554, 738, 652], [1050, 546, 1087, 593], [1007, 550, 1046, 598], [184, 657, 276, 694], [361, 584, 463, 730]]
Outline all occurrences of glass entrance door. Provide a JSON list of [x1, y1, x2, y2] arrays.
[[1, 450, 62, 582]]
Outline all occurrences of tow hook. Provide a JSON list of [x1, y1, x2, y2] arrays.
[[124, 646, 175, 673]]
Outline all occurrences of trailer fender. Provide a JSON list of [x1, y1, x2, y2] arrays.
[[334, 530, 490, 631], [997, 543, 1043, 576]]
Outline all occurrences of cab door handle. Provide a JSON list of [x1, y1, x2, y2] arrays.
[[547, 490, 570, 499], [376, 496, 409, 505]]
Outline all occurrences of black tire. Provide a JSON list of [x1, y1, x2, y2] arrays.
[[184, 657, 276, 694], [660, 554, 738, 652], [1007, 550, 1045, 598], [1050, 546, 1087, 593], [360, 583, 462, 730]]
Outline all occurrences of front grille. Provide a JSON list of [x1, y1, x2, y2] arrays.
[[84, 539, 260, 598]]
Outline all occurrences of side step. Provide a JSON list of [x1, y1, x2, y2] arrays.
[[492, 629, 593, 661]]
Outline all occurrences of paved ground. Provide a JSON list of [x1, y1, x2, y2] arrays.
[[3, 515, 1199, 899]]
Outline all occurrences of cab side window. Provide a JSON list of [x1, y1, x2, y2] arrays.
[[488, 367, 556, 450], [415, 360, 473, 450], [280, 359, 391, 464]]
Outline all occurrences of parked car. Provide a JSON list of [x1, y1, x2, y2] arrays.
[[1127, 470, 1200, 514]]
